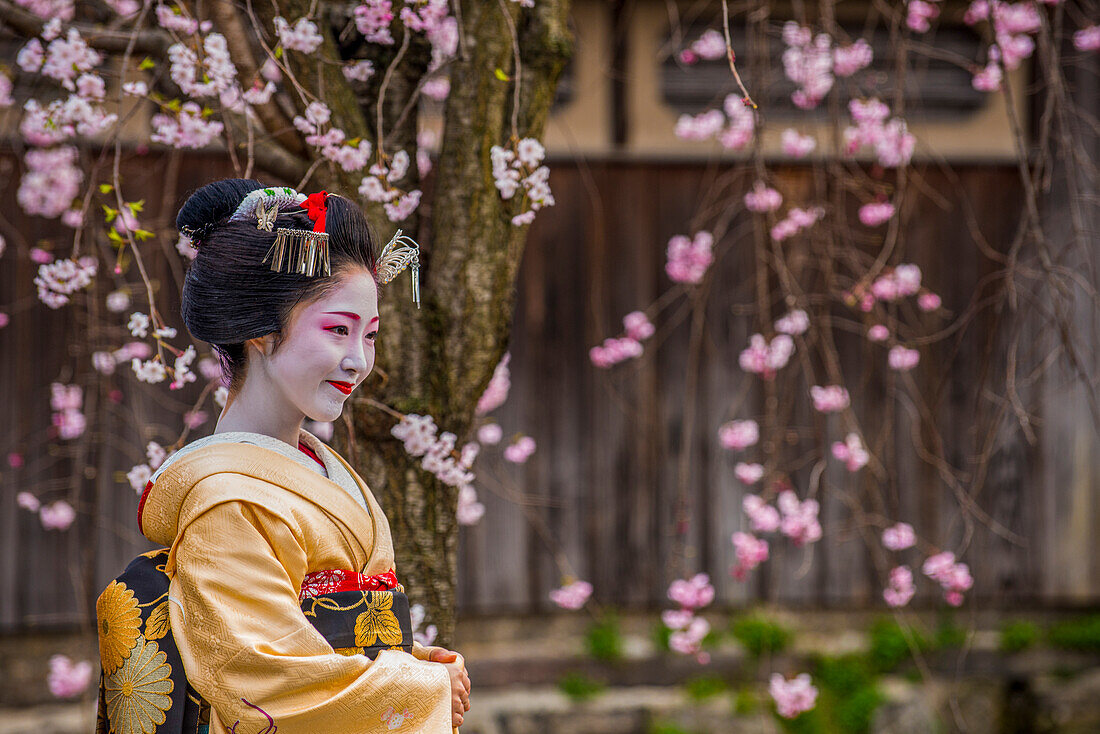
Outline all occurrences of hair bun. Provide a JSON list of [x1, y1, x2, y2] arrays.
[[175, 178, 267, 240]]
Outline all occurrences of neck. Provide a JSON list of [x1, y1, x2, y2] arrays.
[[214, 380, 304, 448]]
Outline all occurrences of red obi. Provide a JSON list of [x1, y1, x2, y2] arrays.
[[298, 568, 399, 602]]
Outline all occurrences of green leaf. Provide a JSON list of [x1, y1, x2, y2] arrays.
[[166, 98, 181, 112], [127, 200, 144, 214], [133, 229, 155, 242], [102, 205, 118, 223], [139, 57, 155, 70], [274, 46, 283, 60], [494, 68, 511, 82], [98, 183, 114, 194], [107, 227, 123, 244]]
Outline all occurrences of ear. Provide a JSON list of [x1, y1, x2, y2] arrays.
[[245, 334, 275, 358]]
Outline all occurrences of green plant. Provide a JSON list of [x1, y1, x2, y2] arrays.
[[652, 620, 673, 652], [584, 613, 624, 662], [815, 654, 873, 696], [1000, 620, 1040, 653], [868, 618, 926, 672], [647, 722, 694, 734], [813, 655, 883, 734], [684, 674, 728, 701], [1048, 615, 1100, 653], [732, 686, 758, 715], [831, 686, 883, 734], [556, 671, 605, 702], [731, 614, 791, 658], [933, 617, 966, 650]]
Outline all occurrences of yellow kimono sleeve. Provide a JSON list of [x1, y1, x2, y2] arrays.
[[168, 500, 453, 734]]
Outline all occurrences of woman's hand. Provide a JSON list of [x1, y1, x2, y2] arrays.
[[427, 647, 470, 728]]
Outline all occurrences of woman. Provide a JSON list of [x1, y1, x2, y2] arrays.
[[96, 179, 469, 734]]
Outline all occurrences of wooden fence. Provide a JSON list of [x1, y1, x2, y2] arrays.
[[1, 156, 1097, 632]]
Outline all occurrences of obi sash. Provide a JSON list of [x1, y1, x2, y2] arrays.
[[96, 548, 412, 734]]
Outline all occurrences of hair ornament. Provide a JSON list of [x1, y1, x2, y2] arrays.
[[261, 190, 332, 277], [376, 229, 421, 308], [179, 222, 214, 247], [228, 186, 307, 225]]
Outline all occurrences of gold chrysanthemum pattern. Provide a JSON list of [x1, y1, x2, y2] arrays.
[[353, 592, 403, 648], [104, 635, 174, 734], [97, 581, 142, 675]]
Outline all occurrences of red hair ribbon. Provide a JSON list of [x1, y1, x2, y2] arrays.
[[301, 191, 328, 233]]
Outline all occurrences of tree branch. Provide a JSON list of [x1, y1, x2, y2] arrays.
[[0, 0, 170, 55]]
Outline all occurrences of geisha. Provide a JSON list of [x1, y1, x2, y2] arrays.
[[95, 179, 470, 734]]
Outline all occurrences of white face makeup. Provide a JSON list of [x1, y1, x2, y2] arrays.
[[216, 267, 380, 443]]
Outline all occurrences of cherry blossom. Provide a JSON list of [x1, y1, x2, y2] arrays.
[[922, 551, 973, 606], [734, 462, 764, 485], [831, 433, 869, 472], [770, 206, 825, 241], [128, 312, 150, 337], [47, 654, 93, 698], [918, 292, 941, 311], [858, 201, 895, 227], [1075, 25, 1100, 52], [14, 0, 73, 21], [151, 102, 225, 149], [343, 60, 376, 82], [844, 98, 916, 168], [668, 573, 715, 610], [40, 28, 101, 90], [274, 16, 324, 54], [888, 345, 920, 371], [778, 490, 822, 546], [477, 423, 502, 445], [18, 492, 41, 511], [972, 59, 1004, 92], [354, 0, 395, 45], [719, 419, 759, 451], [156, 5, 199, 34], [549, 580, 593, 610], [167, 34, 237, 99], [623, 311, 655, 341], [744, 181, 782, 212], [780, 128, 816, 158], [775, 309, 809, 335], [503, 435, 536, 463], [131, 357, 167, 384], [769, 673, 818, 718], [105, 290, 131, 313], [882, 522, 916, 551], [456, 485, 485, 525], [40, 500, 76, 530], [906, 1, 940, 33], [678, 29, 726, 64], [884, 565, 916, 607], [409, 604, 438, 647], [743, 494, 780, 533], [833, 39, 873, 76], [719, 94, 755, 150], [782, 22, 834, 109], [731, 531, 769, 580], [810, 385, 849, 413], [674, 109, 725, 141], [490, 138, 554, 225], [669, 615, 710, 662], [476, 353, 511, 414], [589, 337, 643, 368], [183, 410, 208, 429], [739, 334, 794, 379], [34, 257, 97, 309], [30, 247, 53, 264], [665, 231, 714, 284], [18, 146, 84, 218]]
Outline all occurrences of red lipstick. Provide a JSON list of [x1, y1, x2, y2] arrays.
[[326, 381, 354, 395]]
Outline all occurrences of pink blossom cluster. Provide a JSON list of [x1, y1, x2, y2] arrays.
[[358, 151, 423, 222], [831, 433, 869, 472], [743, 494, 780, 534], [131, 357, 167, 384], [23, 28, 102, 91], [476, 353, 511, 414], [810, 384, 849, 413], [919, 292, 941, 311], [17, 493, 77, 531], [781, 128, 816, 158], [549, 579, 593, 610], [156, 5, 199, 34], [844, 98, 916, 168], [870, 263, 922, 302], [167, 34, 237, 99], [457, 485, 484, 525], [922, 551, 973, 606], [859, 200, 895, 227], [677, 29, 726, 64], [775, 309, 809, 335], [665, 231, 714, 283], [965, 2, 1041, 70], [663, 573, 715, 662], [151, 102, 225, 149], [884, 565, 916, 607], [770, 206, 825, 241], [739, 333, 794, 379], [47, 654, 93, 698], [13, 0, 73, 20], [907, 0, 941, 33], [888, 345, 920, 371], [477, 423, 502, 445], [126, 463, 152, 492], [34, 256, 97, 309], [777, 490, 822, 545], [490, 138, 554, 226], [354, 0, 395, 44], [0, 72, 13, 107], [21, 94, 117, 145], [1075, 25, 1100, 51], [343, 60, 376, 82], [590, 312, 654, 368], [744, 181, 782, 212], [782, 22, 834, 109], [735, 462, 764, 485], [769, 673, 819, 719], [274, 16, 324, 54], [169, 345, 198, 390], [409, 603, 438, 647], [972, 52, 1004, 92], [50, 382, 84, 439], [503, 435, 536, 463], [730, 531, 769, 580], [400, 0, 448, 34], [392, 415, 477, 486], [18, 146, 83, 218], [674, 94, 755, 150], [833, 39, 874, 76], [882, 522, 916, 551], [718, 419, 758, 451]]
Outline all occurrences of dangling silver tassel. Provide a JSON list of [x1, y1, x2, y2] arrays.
[[263, 228, 332, 277], [376, 229, 422, 309]]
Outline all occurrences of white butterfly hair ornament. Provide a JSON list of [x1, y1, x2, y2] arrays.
[[375, 229, 421, 308]]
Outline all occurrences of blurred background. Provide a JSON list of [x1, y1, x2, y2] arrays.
[[1, 1, 1099, 733]]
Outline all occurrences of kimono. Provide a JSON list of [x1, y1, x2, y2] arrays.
[[95, 430, 454, 734]]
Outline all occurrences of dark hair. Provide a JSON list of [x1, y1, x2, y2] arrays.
[[177, 178, 379, 391]]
